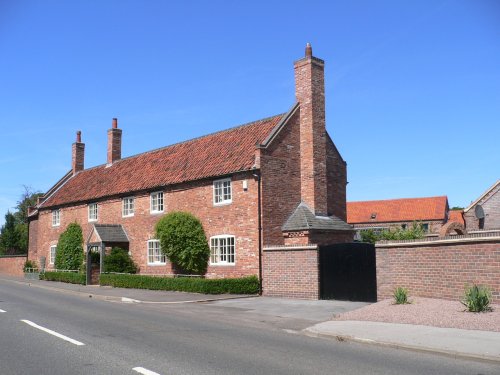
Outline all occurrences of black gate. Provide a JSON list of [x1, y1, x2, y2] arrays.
[[319, 242, 376, 302]]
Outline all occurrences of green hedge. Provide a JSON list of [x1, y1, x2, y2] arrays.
[[100, 273, 259, 294], [42, 271, 86, 285]]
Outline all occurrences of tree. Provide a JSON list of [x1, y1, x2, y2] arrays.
[[0, 212, 20, 255], [54, 222, 84, 270], [14, 186, 43, 253], [155, 211, 210, 274]]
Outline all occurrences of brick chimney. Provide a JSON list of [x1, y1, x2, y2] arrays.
[[107, 118, 122, 165], [72, 131, 85, 175], [294, 43, 328, 216]]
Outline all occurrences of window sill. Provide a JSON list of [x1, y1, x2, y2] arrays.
[[213, 201, 232, 207], [147, 262, 166, 266]]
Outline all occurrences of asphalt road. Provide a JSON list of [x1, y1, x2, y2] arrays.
[[0, 280, 498, 375]]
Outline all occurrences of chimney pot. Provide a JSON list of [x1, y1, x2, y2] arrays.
[[305, 43, 312, 58], [112, 118, 118, 129], [76, 130, 82, 143]]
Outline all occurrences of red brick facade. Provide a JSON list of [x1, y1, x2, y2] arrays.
[[376, 234, 500, 304]]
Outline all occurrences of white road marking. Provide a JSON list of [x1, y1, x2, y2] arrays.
[[133, 367, 162, 375], [0, 309, 6, 313], [20, 320, 85, 346]]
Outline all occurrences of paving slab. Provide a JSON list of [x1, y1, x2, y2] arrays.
[[305, 320, 500, 363]]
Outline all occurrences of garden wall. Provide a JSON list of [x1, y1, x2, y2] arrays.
[[376, 232, 500, 304], [0, 255, 27, 277], [263, 245, 319, 299]]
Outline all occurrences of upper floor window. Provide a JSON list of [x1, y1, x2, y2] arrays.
[[122, 197, 135, 217], [50, 245, 57, 265], [51, 210, 60, 227], [150, 192, 164, 214], [147, 240, 166, 265], [88, 203, 98, 222], [213, 178, 232, 205], [210, 235, 235, 265]]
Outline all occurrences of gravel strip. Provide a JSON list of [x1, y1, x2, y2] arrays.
[[334, 297, 500, 332]]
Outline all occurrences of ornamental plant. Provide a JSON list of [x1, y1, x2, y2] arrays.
[[393, 287, 409, 304], [462, 284, 492, 313], [155, 211, 210, 275], [103, 247, 138, 274], [54, 222, 84, 271]]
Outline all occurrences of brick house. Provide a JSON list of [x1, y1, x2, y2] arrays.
[[463, 179, 500, 231], [347, 196, 454, 236], [27, 44, 353, 288]]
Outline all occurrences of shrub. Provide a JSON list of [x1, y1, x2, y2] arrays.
[[41, 271, 86, 285], [462, 284, 492, 312], [23, 259, 38, 272], [100, 273, 259, 294], [393, 287, 409, 304], [54, 222, 84, 271], [103, 247, 138, 274], [361, 222, 425, 244], [155, 211, 210, 274]]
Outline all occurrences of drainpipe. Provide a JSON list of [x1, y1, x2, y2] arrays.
[[252, 169, 263, 295]]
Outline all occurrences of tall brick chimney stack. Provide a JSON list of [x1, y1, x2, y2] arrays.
[[294, 43, 328, 216], [72, 131, 85, 175], [107, 118, 122, 165]]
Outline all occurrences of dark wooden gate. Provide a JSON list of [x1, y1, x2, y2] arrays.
[[319, 242, 376, 302]]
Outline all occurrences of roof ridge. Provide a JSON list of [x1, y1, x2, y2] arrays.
[[68, 113, 285, 174], [348, 196, 447, 204]]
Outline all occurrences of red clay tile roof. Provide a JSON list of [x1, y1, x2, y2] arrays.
[[448, 209, 465, 226], [41, 114, 284, 208], [347, 196, 448, 224]]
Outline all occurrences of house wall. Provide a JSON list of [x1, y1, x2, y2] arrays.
[[0, 255, 27, 277], [33, 171, 259, 278], [261, 110, 302, 246], [376, 234, 500, 304], [464, 184, 500, 230], [326, 137, 347, 221]]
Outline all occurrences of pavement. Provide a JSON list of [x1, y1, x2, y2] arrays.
[[2, 274, 499, 363]]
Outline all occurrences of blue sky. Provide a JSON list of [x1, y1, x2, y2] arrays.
[[0, 0, 499, 225]]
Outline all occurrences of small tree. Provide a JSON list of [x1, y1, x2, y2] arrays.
[[0, 212, 21, 255], [155, 211, 210, 274], [103, 247, 138, 274], [54, 222, 84, 270], [361, 222, 425, 244]]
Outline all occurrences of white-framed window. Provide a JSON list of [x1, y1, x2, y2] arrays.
[[213, 178, 232, 205], [147, 240, 166, 265], [88, 203, 98, 222], [210, 235, 235, 265], [51, 209, 60, 227], [122, 197, 135, 217], [150, 191, 164, 214], [50, 245, 57, 265]]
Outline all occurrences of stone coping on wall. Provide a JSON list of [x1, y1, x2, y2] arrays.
[[0, 254, 28, 258], [376, 230, 500, 248], [263, 244, 318, 252]]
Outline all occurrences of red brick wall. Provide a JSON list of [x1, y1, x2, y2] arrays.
[[0, 256, 27, 277], [326, 136, 347, 221], [376, 237, 500, 303], [263, 246, 319, 299], [32, 171, 259, 278], [261, 110, 302, 246]]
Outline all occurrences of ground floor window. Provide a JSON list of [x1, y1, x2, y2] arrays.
[[147, 240, 165, 265], [50, 245, 57, 265], [210, 235, 235, 265]]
